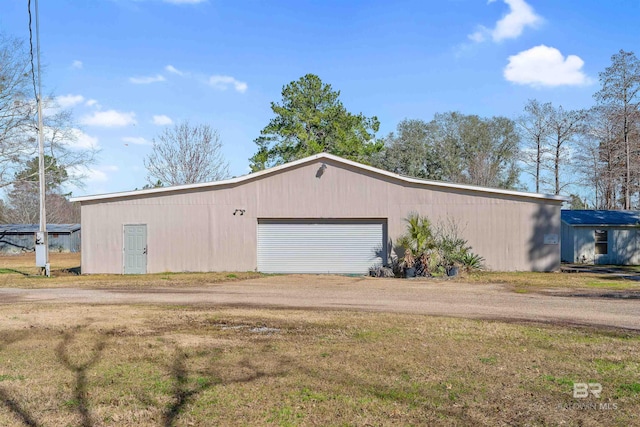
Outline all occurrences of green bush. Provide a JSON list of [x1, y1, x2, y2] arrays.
[[457, 252, 485, 273], [396, 214, 435, 258], [396, 213, 484, 276]]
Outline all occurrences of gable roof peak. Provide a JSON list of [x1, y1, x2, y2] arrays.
[[71, 153, 567, 203]]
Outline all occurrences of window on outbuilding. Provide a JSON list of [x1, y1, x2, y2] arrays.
[[595, 229, 608, 255]]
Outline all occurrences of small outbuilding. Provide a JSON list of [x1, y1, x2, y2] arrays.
[[71, 154, 566, 274], [561, 210, 640, 265], [0, 224, 81, 254]]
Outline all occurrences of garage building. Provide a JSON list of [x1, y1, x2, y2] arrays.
[[72, 154, 566, 274]]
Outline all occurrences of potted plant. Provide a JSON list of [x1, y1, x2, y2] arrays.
[[402, 249, 416, 278], [443, 248, 484, 276], [439, 247, 457, 276], [397, 213, 436, 278], [446, 263, 460, 277], [433, 219, 469, 278]]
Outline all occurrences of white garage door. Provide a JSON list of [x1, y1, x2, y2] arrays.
[[257, 220, 385, 274]]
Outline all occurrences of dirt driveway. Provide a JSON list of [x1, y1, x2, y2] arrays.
[[0, 274, 639, 330]]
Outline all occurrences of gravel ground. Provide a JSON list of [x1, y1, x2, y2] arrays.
[[0, 274, 638, 330]]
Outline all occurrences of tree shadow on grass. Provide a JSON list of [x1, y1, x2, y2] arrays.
[[162, 349, 206, 427], [0, 327, 105, 427], [0, 268, 30, 276], [0, 388, 39, 427], [55, 326, 106, 427], [0, 325, 291, 427], [0, 331, 40, 427], [162, 347, 289, 427]]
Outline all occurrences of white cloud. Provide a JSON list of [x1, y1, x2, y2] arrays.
[[85, 99, 100, 108], [165, 64, 186, 76], [208, 75, 248, 93], [69, 165, 118, 183], [71, 60, 83, 69], [468, 31, 486, 43], [163, 0, 207, 4], [129, 74, 166, 84], [87, 166, 118, 182], [56, 94, 84, 108], [504, 45, 591, 87], [86, 169, 109, 182], [81, 110, 137, 127], [68, 129, 99, 149], [56, 94, 85, 108], [469, 0, 542, 43], [152, 115, 173, 126], [122, 136, 151, 145]]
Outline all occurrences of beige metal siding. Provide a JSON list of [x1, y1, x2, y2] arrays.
[[80, 158, 562, 273]]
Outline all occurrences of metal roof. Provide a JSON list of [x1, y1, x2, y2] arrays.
[[70, 153, 569, 203], [561, 210, 640, 226], [0, 224, 81, 234]]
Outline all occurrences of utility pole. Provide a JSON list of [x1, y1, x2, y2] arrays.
[[34, 0, 49, 277]]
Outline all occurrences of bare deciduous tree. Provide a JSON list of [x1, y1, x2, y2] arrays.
[[594, 50, 640, 209], [546, 106, 585, 195], [0, 33, 95, 189], [0, 34, 35, 187], [577, 107, 623, 209], [0, 33, 95, 224], [5, 187, 80, 224], [4, 156, 81, 224], [40, 107, 97, 189], [144, 121, 230, 186], [518, 99, 553, 193]]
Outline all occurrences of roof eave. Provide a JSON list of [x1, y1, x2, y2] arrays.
[[70, 153, 569, 203]]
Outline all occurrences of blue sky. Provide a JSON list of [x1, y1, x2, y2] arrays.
[[1, 0, 638, 198]]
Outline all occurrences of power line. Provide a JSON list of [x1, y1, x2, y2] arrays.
[[27, 0, 39, 106]]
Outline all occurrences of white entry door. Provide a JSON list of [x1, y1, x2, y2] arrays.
[[123, 224, 147, 274], [257, 220, 385, 274]]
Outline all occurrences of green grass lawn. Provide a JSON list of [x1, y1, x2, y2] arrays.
[[2, 252, 639, 297], [459, 270, 640, 293], [0, 304, 638, 426], [0, 252, 265, 289]]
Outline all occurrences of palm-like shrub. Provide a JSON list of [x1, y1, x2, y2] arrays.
[[397, 214, 435, 256], [435, 219, 470, 269], [396, 213, 485, 277], [458, 252, 485, 273], [397, 213, 437, 275]]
